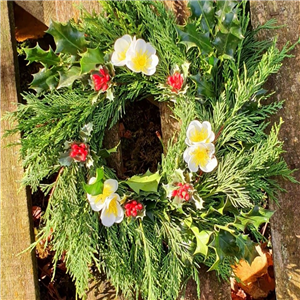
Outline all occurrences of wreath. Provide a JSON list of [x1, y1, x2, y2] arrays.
[[6, 1, 298, 299]]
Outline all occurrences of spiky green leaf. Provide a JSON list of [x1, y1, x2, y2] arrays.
[[80, 47, 105, 74], [236, 234, 259, 264], [188, 1, 215, 33], [30, 67, 59, 93], [25, 44, 60, 67], [125, 170, 162, 194], [177, 24, 213, 54], [47, 20, 87, 55]]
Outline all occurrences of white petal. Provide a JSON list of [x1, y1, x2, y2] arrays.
[[202, 121, 212, 134], [100, 210, 116, 227], [103, 179, 118, 194], [87, 194, 106, 211], [183, 147, 191, 163], [111, 51, 126, 66], [114, 204, 124, 223], [200, 156, 218, 173], [134, 39, 147, 54], [114, 34, 132, 51], [145, 42, 156, 55], [143, 66, 156, 76], [207, 131, 215, 143], [188, 156, 199, 173]]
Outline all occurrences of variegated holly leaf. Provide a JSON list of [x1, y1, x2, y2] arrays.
[[188, 1, 215, 33], [47, 20, 87, 56], [25, 44, 60, 68], [80, 47, 105, 74], [30, 67, 59, 93]]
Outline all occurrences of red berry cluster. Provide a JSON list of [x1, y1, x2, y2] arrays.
[[92, 68, 110, 91], [124, 201, 143, 217], [167, 72, 184, 92], [70, 143, 88, 162], [171, 183, 191, 201]]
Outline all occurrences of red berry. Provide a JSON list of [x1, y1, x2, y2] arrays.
[[132, 201, 137, 206], [80, 143, 86, 149], [125, 209, 131, 217], [131, 210, 137, 217], [184, 183, 190, 189], [178, 182, 183, 187], [185, 194, 190, 201], [171, 190, 178, 197], [71, 144, 78, 150], [137, 203, 143, 210], [124, 203, 131, 209], [70, 151, 77, 158]]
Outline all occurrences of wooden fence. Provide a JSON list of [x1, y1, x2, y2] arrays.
[[1, 1, 300, 299]]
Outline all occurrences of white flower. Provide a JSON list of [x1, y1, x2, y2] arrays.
[[126, 38, 159, 75], [185, 120, 215, 146], [183, 143, 217, 173], [100, 193, 124, 227], [87, 178, 118, 212], [111, 34, 134, 66]]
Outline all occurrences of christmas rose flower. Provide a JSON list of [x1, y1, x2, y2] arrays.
[[100, 193, 124, 227], [183, 143, 217, 173], [87, 178, 118, 212], [111, 34, 134, 66], [185, 120, 215, 146], [126, 38, 159, 75]]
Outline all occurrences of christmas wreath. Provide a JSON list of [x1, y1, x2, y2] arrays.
[[5, 1, 298, 299]]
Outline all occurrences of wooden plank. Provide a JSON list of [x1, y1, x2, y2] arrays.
[[250, 1, 300, 299], [16, 0, 101, 26], [0, 2, 39, 300]]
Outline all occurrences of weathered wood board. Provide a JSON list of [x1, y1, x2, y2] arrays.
[[250, 1, 300, 299], [0, 1, 39, 300]]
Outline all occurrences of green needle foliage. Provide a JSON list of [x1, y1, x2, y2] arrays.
[[4, 1, 299, 299]]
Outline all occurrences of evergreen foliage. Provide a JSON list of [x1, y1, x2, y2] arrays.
[[4, 1, 299, 299]]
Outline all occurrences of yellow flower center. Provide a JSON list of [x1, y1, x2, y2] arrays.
[[105, 195, 118, 216], [191, 146, 210, 167], [94, 183, 114, 204], [132, 51, 150, 71], [118, 49, 127, 61], [190, 127, 208, 143]]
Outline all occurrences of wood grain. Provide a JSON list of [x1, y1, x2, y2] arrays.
[[0, 2, 39, 300], [250, 1, 300, 299]]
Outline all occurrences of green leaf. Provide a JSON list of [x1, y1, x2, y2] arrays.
[[30, 67, 59, 93], [236, 234, 259, 265], [25, 44, 60, 68], [98, 142, 120, 159], [57, 66, 81, 89], [177, 24, 213, 54], [125, 170, 162, 194], [191, 227, 212, 256], [79, 123, 94, 142], [47, 20, 87, 56], [235, 206, 274, 230], [59, 151, 73, 167], [188, 1, 215, 33], [209, 230, 239, 272], [190, 73, 214, 98], [213, 1, 244, 58], [80, 47, 105, 74], [83, 168, 104, 196]]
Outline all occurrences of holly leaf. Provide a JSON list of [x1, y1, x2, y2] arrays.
[[25, 44, 60, 67], [57, 66, 81, 89], [177, 24, 213, 54], [236, 234, 259, 265], [188, 1, 215, 33], [190, 73, 214, 98], [213, 1, 244, 59], [125, 170, 162, 194], [47, 20, 87, 56], [59, 150, 73, 167], [30, 67, 59, 93], [98, 142, 120, 159], [209, 230, 239, 272], [83, 168, 104, 196], [80, 47, 105, 74], [191, 227, 212, 256], [79, 123, 93, 142], [235, 206, 274, 230]]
